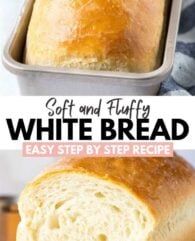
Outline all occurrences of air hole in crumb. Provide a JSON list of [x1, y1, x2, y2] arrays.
[[134, 210, 147, 228], [98, 234, 107, 241], [95, 192, 105, 198], [126, 227, 131, 235], [55, 201, 65, 209], [48, 215, 60, 229], [141, 216, 147, 228], [143, 216, 147, 223], [70, 213, 79, 223], [134, 210, 140, 218], [111, 205, 121, 213]]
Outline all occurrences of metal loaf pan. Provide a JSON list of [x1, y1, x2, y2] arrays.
[[3, 0, 182, 96]]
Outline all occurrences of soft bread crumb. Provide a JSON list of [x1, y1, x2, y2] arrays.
[[17, 174, 154, 241]]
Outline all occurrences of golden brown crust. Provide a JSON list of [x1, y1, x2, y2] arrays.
[[177, 225, 195, 241], [31, 155, 195, 221], [25, 0, 168, 72], [165, 220, 195, 241]]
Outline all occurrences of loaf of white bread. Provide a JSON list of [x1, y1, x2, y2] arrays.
[[25, 0, 168, 72], [17, 156, 195, 241]]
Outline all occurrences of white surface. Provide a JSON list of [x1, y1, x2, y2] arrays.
[[0, 150, 194, 196], [0, 151, 56, 195], [0, 0, 24, 95]]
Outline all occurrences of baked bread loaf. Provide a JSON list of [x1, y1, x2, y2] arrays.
[[17, 155, 195, 241], [25, 0, 168, 72]]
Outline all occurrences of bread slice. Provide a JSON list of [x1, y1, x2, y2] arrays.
[[25, 0, 169, 73], [17, 156, 195, 241]]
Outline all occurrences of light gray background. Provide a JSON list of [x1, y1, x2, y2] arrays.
[[0, 0, 24, 95]]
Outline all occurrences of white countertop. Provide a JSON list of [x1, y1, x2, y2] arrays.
[[0, 0, 25, 96]]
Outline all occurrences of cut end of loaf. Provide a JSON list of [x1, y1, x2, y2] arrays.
[[17, 172, 154, 241]]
